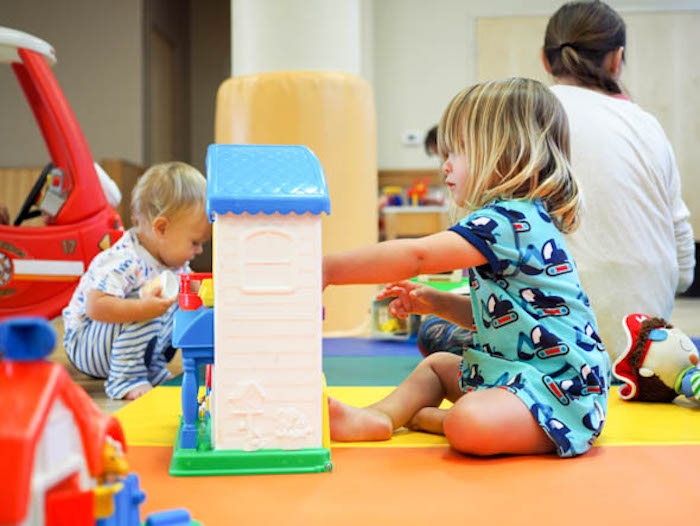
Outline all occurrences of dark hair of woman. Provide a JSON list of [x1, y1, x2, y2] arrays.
[[424, 125, 438, 156], [543, 1, 626, 94]]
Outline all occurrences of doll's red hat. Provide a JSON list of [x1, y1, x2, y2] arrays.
[[613, 313, 657, 400]]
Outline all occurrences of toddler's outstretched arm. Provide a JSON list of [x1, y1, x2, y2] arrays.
[[323, 231, 486, 288], [377, 281, 474, 328]]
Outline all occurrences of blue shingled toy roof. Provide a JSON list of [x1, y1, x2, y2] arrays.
[[206, 144, 331, 217]]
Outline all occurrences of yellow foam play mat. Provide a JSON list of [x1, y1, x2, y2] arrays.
[[115, 385, 700, 448]]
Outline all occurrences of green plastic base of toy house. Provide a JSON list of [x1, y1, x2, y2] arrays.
[[169, 416, 333, 476]]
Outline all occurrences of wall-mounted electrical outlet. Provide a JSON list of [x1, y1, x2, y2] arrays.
[[401, 129, 423, 146]]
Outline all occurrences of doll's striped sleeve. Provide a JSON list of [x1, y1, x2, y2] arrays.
[[676, 366, 700, 401]]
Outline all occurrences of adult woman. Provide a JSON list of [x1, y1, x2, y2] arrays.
[[542, 0, 694, 360]]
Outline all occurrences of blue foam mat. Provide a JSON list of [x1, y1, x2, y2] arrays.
[[323, 337, 421, 357]]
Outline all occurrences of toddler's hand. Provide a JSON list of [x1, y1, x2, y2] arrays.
[[140, 285, 176, 318], [376, 281, 439, 319]]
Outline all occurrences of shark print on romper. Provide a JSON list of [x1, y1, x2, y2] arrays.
[[449, 199, 610, 457]]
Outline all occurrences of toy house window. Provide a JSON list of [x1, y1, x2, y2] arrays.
[[38, 400, 83, 478], [241, 229, 295, 293]]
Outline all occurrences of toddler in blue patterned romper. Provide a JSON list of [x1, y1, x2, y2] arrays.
[[324, 78, 610, 457], [62, 162, 211, 400]]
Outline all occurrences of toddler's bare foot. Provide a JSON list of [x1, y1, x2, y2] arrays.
[[328, 396, 393, 441], [124, 384, 153, 400], [405, 406, 447, 435]]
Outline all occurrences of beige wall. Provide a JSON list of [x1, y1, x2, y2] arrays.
[[146, 0, 191, 165], [2, 1, 697, 224], [373, 0, 470, 170], [0, 0, 144, 166], [190, 0, 231, 172], [231, 0, 363, 76], [371, 0, 700, 170], [476, 12, 700, 234], [0, 0, 230, 173]]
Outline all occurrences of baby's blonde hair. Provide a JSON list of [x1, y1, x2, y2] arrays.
[[438, 78, 581, 233], [131, 162, 206, 226]]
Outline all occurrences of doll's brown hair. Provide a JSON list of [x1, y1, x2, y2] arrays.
[[629, 317, 678, 402]]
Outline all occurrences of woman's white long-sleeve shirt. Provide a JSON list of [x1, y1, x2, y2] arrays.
[[551, 85, 695, 361]]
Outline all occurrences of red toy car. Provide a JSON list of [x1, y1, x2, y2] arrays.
[[0, 27, 123, 320]]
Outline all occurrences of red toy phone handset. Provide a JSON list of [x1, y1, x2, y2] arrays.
[[178, 273, 212, 311]]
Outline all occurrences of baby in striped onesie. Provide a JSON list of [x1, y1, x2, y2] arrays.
[[63, 162, 211, 399]]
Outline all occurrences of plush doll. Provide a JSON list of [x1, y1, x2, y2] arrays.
[[613, 314, 700, 402]]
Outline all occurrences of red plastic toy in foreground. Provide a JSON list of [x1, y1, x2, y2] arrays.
[[0, 316, 199, 525]]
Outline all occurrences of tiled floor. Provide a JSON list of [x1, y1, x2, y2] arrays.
[[49, 297, 700, 414]]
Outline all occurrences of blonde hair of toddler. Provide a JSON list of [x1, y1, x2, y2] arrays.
[[131, 162, 207, 226], [438, 77, 581, 233]]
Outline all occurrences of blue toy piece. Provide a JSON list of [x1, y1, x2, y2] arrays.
[[144, 509, 194, 525], [96, 473, 145, 526], [206, 144, 331, 218], [648, 328, 668, 341], [0, 316, 55, 360], [96, 473, 200, 526], [172, 306, 214, 449]]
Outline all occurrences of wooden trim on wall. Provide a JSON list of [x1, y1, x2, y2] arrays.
[[99, 158, 146, 229], [378, 168, 442, 188]]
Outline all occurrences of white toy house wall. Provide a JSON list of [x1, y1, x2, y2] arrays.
[[212, 212, 323, 452], [25, 399, 90, 526]]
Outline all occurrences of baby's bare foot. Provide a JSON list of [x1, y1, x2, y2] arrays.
[[124, 384, 153, 400], [328, 397, 393, 442]]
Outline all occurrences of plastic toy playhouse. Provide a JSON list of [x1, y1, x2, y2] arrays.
[[171, 144, 333, 476], [0, 317, 199, 526], [0, 27, 123, 320]]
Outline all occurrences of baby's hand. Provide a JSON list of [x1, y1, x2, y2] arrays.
[[377, 281, 439, 319], [140, 285, 176, 318]]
